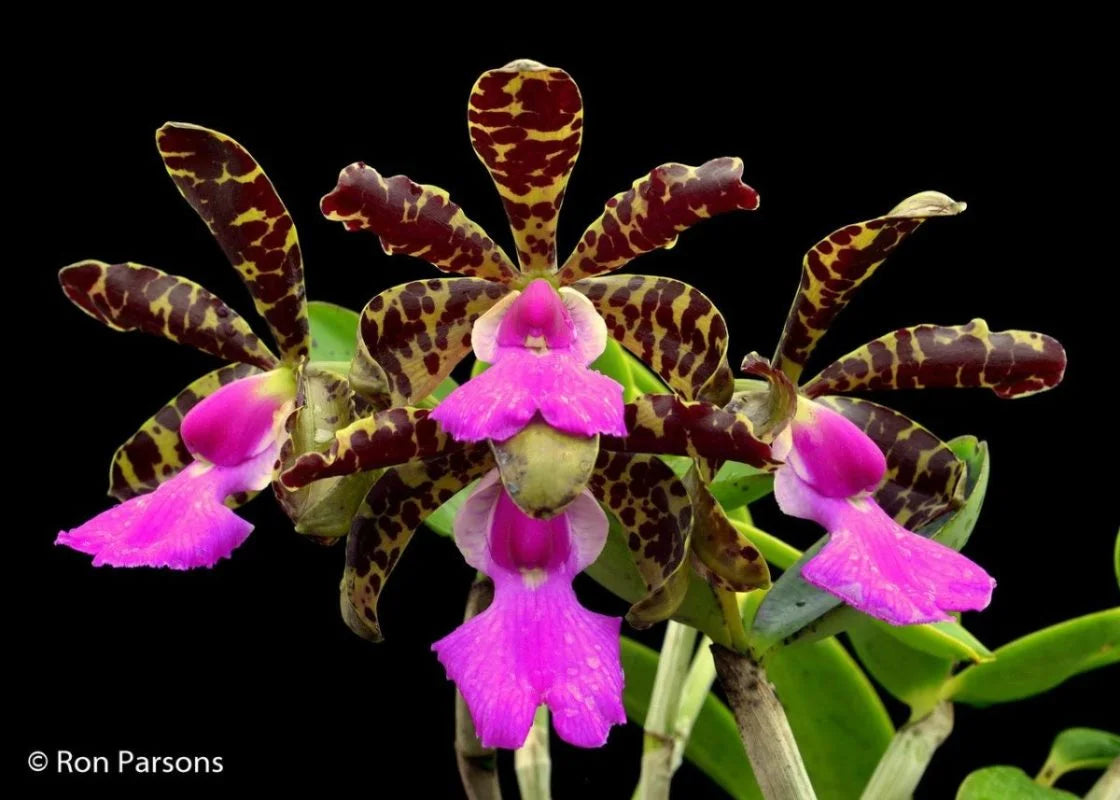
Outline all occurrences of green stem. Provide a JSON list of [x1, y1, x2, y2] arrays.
[[455, 579, 503, 800], [635, 622, 699, 799], [712, 645, 818, 800], [718, 587, 752, 653], [515, 706, 552, 800], [669, 634, 720, 775], [1085, 756, 1120, 800], [859, 702, 953, 800]]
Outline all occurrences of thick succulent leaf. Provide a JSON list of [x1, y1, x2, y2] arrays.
[[342, 445, 495, 641], [709, 461, 775, 510], [321, 163, 518, 282], [601, 394, 778, 472], [957, 767, 1079, 799], [945, 608, 1120, 706], [1115, 528, 1119, 591], [683, 465, 770, 592], [772, 191, 966, 381], [491, 422, 598, 519], [157, 122, 309, 362], [350, 278, 509, 408], [803, 320, 1067, 399], [1038, 728, 1120, 787], [60, 261, 278, 369], [815, 396, 967, 530], [280, 407, 460, 489], [574, 274, 734, 404], [620, 637, 761, 800], [588, 451, 692, 623], [109, 362, 259, 501], [274, 365, 377, 537], [847, 619, 954, 718], [468, 60, 582, 272], [557, 158, 759, 284], [585, 513, 729, 645], [423, 479, 477, 537], [308, 300, 360, 363], [766, 637, 895, 799]]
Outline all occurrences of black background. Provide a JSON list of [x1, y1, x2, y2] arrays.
[[11, 34, 1117, 797]]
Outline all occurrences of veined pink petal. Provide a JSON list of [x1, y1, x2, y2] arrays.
[[496, 279, 576, 350], [433, 475, 624, 748], [429, 350, 625, 441], [775, 469, 994, 625], [181, 369, 297, 466], [773, 398, 886, 498], [56, 444, 278, 569]]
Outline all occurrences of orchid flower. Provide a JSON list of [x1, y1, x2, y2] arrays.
[[280, 59, 777, 651], [56, 123, 356, 567], [433, 470, 625, 748]]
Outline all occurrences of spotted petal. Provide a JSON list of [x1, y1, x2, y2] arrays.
[[109, 362, 259, 501], [468, 60, 583, 272], [321, 163, 518, 282], [574, 275, 734, 405], [280, 407, 460, 488], [802, 320, 1067, 399], [157, 123, 309, 362], [773, 191, 966, 381], [601, 394, 778, 472], [350, 278, 510, 408], [814, 396, 967, 530], [557, 158, 760, 284], [341, 444, 495, 642], [588, 451, 693, 626], [60, 261, 278, 369], [682, 465, 770, 592]]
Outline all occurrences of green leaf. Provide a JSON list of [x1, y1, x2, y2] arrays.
[[766, 637, 895, 799], [423, 480, 477, 537], [847, 619, 953, 718], [870, 618, 992, 664], [430, 375, 459, 401], [620, 638, 761, 800], [945, 609, 1120, 706], [1038, 728, 1120, 787], [956, 766, 1078, 799], [589, 338, 636, 400], [710, 461, 775, 510], [308, 300, 361, 363], [750, 436, 991, 651], [1113, 527, 1119, 591]]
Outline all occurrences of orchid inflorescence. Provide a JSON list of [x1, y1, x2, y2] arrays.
[[57, 60, 1112, 799]]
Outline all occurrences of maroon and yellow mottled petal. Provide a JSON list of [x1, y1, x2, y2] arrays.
[[682, 465, 770, 592], [574, 275, 733, 405], [802, 320, 1067, 399], [280, 407, 460, 489], [815, 396, 967, 530], [109, 363, 260, 501], [601, 394, 778, 472], [341, 444, 495, 642], [60, 261, 278, 369], [557, 158, 759, 284], [589, 451, 693, 626], [772, 191, 966, 381], [468, 60, 583, 272], [727, 352, 799, 440], [321, 163, 518, 283], [349, 278, 510, 408], [157, 123, 309, 362]]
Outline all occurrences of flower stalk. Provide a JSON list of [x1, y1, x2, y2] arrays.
[[636, 621, 699, 799], [454, 578, 502, 800], [515, 707, 552, 800], [859, 702, 954, 800], [1085, 756, 1120, 800], [712, 644, 817, 800]]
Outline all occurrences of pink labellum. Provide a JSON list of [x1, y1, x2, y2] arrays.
[[432, 471, 626, 748], [431, 280, 624, 442]]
